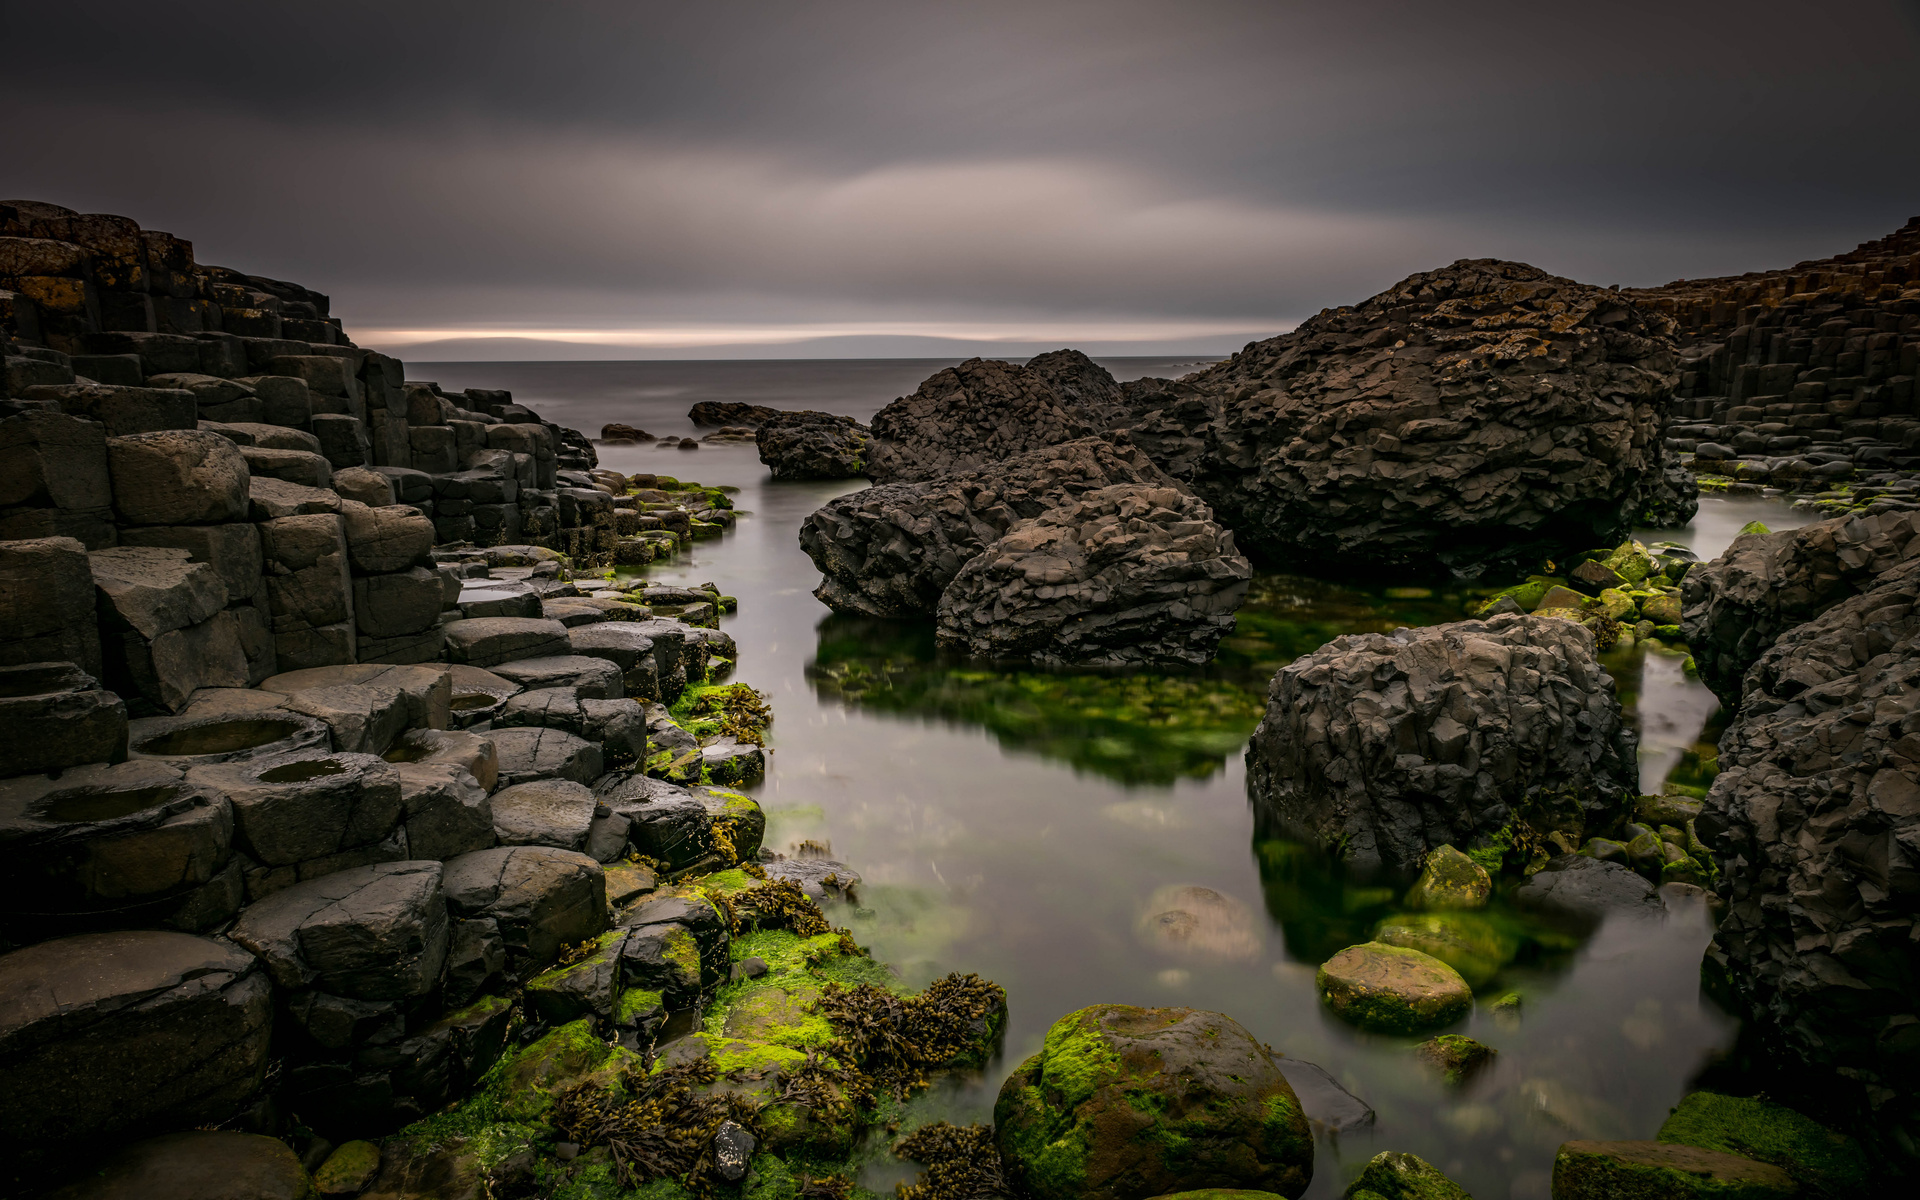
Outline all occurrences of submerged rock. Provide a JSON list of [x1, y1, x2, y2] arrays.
[[1403, 845, 1491, 910], [1316, 942, 1471, 1034], [44, 1131, 314, 1200], [994, 1004, 1313, 1200], [755, 410, 870, 480], [1656, 1092, 1870, 1196], [935, 483, 1250, 666], [1413, 1034, 1496, 1085], [1115, 260, 1690, 576], [1338, 1151, 1472, 1200], [1246, 614, 1637, 875], [1135, 884, 1261, 962]]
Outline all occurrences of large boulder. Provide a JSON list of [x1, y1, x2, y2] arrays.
[[934, 482, 1250, 666], [105, 429, 250, 526], [226, 860, 449, 1000], [440, 846, 606, 971], [994, 1004, 1312, 1200], [867, 357, 1098, 483], [1699, 555, 1920, 1140], [755, 410, 871, 480], [800, 436, 1175, 618], [1121, 260, 1688, 576], [1247, 614, 1637, 875], [0, 931, 272, 1180], [44, 1130, 314, 1200], [0, 536, 104, 678], [1682, 510, 1920, 707]]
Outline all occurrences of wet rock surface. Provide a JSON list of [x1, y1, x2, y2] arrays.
[[994, 1003, 1313, 1200], [1247, 614, 1637, 874], [866, 357, 1099, 484], [755, 409, 870, 480]]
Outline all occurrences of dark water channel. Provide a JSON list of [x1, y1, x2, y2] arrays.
[[417, 360, 1809, 1199]]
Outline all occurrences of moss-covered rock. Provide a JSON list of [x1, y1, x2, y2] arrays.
[[1551, 1140, 1796, 1199], [1338, 1151, 1472, 1199], [1412, 1035, 1494, 1085], [1597, 587, 1639, 621], [1370, 911, 1518, 989], [1402, 846, 1491, 911], [491, 1019, 618, 1125], [314, 1140, 380, 1196], [1604, 540, 1655, 585], [525, 930, 627, 1024], [1657, 1091, 1869, 1195], [993, 1004, 1312, 1200], [1316, 943, 1471, 1034]]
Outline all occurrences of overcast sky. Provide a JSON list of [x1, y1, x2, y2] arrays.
[[11, 1, 1920, 357]]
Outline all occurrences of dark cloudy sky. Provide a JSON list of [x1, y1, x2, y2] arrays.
[[11, 1, 1920, 357]]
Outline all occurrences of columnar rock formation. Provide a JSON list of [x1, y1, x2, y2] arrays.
[[1245, 613, 1639, 875], [1683, 510, 1920, 1144], [1629, 216, 1920, 496]]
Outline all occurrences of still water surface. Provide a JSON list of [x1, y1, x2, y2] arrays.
[[420, 360, 1809, 1199]]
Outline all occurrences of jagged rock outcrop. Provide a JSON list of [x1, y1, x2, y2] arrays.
[[1025, 348, 1130, 430], [1246, 613, 1638, 875], [865, 357, 1098, 483], [754, 410, 870, 480], [799, 437, 1174, 617], [1699, 553, 1920, 1145], [1123, 260, 1689, 576], [1682, 510, 1920, 707], [934, 483, 1250, 665]]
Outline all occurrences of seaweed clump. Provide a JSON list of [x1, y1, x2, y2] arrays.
[[683, 683, 774, 745], [818, 973, 1006, 1096], [551, 1057, 761, 1194], [894, 1122, 1011, 1200]]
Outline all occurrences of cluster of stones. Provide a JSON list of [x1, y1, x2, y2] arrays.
[[1629, 214, 1920, 506], [801, 357, 1252, 665], [1682, 509, 1920, 1148], [1473, 536, 1696, 649]]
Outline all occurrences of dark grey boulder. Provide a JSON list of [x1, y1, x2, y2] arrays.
[[1025, 348, 1132, 431], [490, 654, 624, 698], [755, 410, 870, 480], [393, 762, 495, 860], [1247, 614, 1637, 875], [488, 726, 603, 788], [1117, 260, 1692, 576], [226, 860, 449, 1000], [188, 751, 404, 868], [276, 683, 408, 756], [935, 482, 1250, 666], [495, 686, 649, 767], [384, 727, 498, 792], [42, 1130, 314, 1200], [440, 845, 606, 971], [0, 931, 272, 1180], [800, 436, 1175, 618], [0, 661, 127, 775], [489, 779, 596, 852], [0, 759, 232, 933], [1511, 855, 1664, 928], [105, 429, 250, 526], [441, 617, 570, 668], [865, 357, 1096, 483], [128, 708, 329, 766]]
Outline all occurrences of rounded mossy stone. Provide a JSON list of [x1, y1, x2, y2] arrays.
[[1657, 1091, 1870, 1194], [992, 1003, 1313, 1200], [1403, 845, 1491, 910], [1412, 1035, 1495, 1084], [1339, 1150, 1473, 1199], [1316, 943, 1471, 1034], [314, 1139, 381, 1196], [1370, 911, 1518, 988], [1553, 1140, 1797, 1198]]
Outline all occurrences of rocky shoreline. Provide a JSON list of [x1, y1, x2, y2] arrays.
[[5, 198, 1919, 1197]]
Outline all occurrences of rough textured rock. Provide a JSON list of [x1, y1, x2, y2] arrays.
[[688, 400, 781, 428], [487, 727, 603, 788], [106, 429, 251, 526], [1316, 943, 1472, 1034], [1512, 854, 1664, 928], [1026, 348, 1132, 431], [442, 617, 570, 669], [1337, 1151, 1471, 1200], [935, 482, 1250, 665], [0, 661, 128, 776], [45, 1131, 315, 1200], [994, 1004, 1312, 1200], [488, 779, 595, 852], [226, 860, 449, 1000], [1682, 510, 1920, 707], [755, 410, 871, 480], [1550, 1140, 1796, 1199], [489, 654, 623, 699], [800, 436, 1176, 618], [440, 846, 606, 970], [1247, 614, 1637, 875], [0, 536, 105, 678], [1698, 554, 1920, 1141], [1123, 260, 1689, 576], [495, 687, 649, 767], [1403, 845, 1491, 910], [187, 751, 403, 869], [385, 727, 498, 792], [0, 931, 273, 1179], [393, 762, 495, 861], [867, 357, 1099, 483]]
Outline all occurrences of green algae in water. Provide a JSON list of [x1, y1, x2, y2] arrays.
[[806, 575, 1471, 785]]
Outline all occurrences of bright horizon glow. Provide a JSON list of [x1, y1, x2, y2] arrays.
[[356, 317, 1289, 351]]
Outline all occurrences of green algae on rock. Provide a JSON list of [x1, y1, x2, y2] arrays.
[[993, 1004, 1313, 1200], [1339, 1150, 1474, 1199], [313, 1139, 381, 1196], [1402, 846, 1491, 911], [1412, 1035, 1495, 1085], [1551, 1139, 1797, 1199], [1657, 1092, 1870, 1195], [1370, 911, 1519, 989], [1316, 943, 1472, 1034]]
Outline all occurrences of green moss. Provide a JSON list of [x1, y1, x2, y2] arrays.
[[1340, 1151, 1472, 1199], [617, 986, 664, 1025], [1037, 1011, 1125, 1110], [1372, 911, 1520, 988], [1658, 1092, 1870, 1194], [663, 927, 701, 983]]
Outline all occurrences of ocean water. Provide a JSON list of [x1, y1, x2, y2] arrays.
[[414, 359, 1807, 1199]]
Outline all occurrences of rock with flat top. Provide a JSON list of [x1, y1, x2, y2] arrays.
[[226, 860, 449, 1000], [442, 617, 570, 668], [440, 845, 606, 970], [107, 430, 250, 525]]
